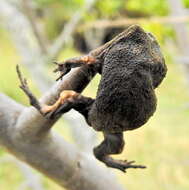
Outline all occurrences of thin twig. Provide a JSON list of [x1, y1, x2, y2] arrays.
[[21, 0, 48, 55], [16, 65, 42, 113]]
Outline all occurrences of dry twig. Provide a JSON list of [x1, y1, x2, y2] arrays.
[[16, 65, 42, 112]]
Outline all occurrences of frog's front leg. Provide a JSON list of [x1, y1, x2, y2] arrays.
[[54, 55, 102, 81], [42, 90, 95, 121]]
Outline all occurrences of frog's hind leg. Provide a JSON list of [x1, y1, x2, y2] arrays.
[[93, 132, 146, 172], [42, 90, 95, 121]]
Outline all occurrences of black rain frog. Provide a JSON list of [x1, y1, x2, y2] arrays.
[[43, 25, 167, 172]]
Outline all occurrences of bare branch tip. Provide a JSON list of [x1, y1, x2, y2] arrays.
[[16, 65, 27, 89], [15, 65, 42, 113], [16, 64, 21, 79]]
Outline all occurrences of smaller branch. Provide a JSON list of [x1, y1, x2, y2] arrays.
[[21, 0, 48, 54], [80, 15, 189, 30], [16, 65, 42, 112]]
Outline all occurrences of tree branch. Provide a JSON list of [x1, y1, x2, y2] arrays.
[[20, 0, 48, 55], [16, 65, 42, 112]]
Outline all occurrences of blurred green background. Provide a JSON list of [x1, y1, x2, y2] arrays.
[[0, 0, 189, 190]]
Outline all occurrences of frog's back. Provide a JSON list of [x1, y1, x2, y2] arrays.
[[88, 27, 166, 132]]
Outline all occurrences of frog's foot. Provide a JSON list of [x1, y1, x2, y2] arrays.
[[103, 158, 146, 173], [54, 55, 97, 81], [41, 90, 79, 119], [93, 132, 146, 173], [41, 105, 55, 114]]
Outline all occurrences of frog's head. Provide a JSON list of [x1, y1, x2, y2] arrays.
[[95, 25, 165, 65]]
